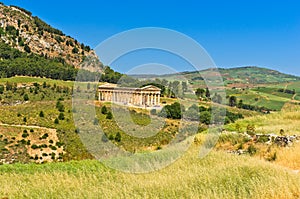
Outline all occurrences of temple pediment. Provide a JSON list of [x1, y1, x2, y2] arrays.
[[140, 85, 161, 91]]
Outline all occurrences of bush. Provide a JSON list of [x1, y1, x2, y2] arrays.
[[54, 118, 59, 124], [39, 111, 44, 117], [23, 94, 29, 101], [41, 133, 48, 139], [23, 117, 27, 123], [247, 144, 257, 156], [31, 144, 38, 149], [58, 112, 65, 120], [158, 102, 184, 119], [93, 117, 99, 125], [101, 106, 108, 114], [150, 109, 157, 115], [22, 132, 29, 138], [115, 132, 121, 142], [106, 111, 113, 119], [50, 145, 57, 150]]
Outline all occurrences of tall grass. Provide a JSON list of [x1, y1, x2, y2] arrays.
[[1, 143, 300, 198]]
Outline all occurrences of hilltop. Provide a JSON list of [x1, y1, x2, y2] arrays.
[[0, 3, 101, 69]]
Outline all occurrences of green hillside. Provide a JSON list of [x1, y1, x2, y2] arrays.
[[134, 66, 300, 86]]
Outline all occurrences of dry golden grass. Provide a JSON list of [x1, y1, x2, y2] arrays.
[[1, 140, 300, 198]]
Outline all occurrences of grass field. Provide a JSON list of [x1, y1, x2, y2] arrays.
[[2, 76, 300, 198], [1, 143, 300, 199]]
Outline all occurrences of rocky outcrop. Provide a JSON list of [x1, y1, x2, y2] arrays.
[[0, 4, 101, 69]]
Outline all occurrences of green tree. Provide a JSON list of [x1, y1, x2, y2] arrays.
[[229, 96, 237, 107], [23, 93, 29, 101], [0, 85, 4, 94], [106, 111, 113, 119], [58, 112, 65, 120], [182, 81, 188, 92], [39, 111, 44, 117], [54, 118, 59, 124], [237, 99, 243, 108], [72, 47, 79, 54], [195, 88, 205, 98], [205, 87, 210, 99], [24, 44, 31, 53], [101, 105, 108, 114], [115, 132, 121, 142]]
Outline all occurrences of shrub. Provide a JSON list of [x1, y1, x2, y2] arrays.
[[93, 117, 99, 125], [108, 134, 114, 140], [246, 124, 256, 136], [58, 112, 65, 120], [39, 111, 44, 117], [41, 133, 48, 139], [72, 47, 79, 54], [23, 93, 29, 101], [115, 132, 121, 142], [150, 109, 157, 115], [101, 105, 108, 114], [31, 144, 38, 149], [106, 111, 113, 119], [54, 118, 59, 124], [50, 146, 57, 150], [23, 117, 27, 123], [22, 132, 29, 138], [30, 129, 34, 133], [247, 144, 257, 156]]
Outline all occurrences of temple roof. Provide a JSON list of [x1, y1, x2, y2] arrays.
[[98, 84, 161, 92]]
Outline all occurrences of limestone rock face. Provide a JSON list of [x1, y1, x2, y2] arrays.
[[0, 4, 102, 70]]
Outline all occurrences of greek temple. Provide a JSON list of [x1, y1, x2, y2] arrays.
[[98, 83, 161, 107]]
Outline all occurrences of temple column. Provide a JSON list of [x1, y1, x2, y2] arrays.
[[157, 94, 160, 105], [153, 94, 156, 105], [147, 94, 150, 106]]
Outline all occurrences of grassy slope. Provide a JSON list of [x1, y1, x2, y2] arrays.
[[1, 144, 300, 199]]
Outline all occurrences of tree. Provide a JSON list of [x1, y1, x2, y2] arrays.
[[106, 111, 113, 119], [212, 93, 222, 104], [0, 85, 4, 94], [23, 93, 29, 101], [101, 106, 108, 114], [205, 87, 210, 99], [54, 118, 59, 124], [115, 132, 121, 142], [200, 111, 211, 125], [229, 96, 237, 107], [24, 44, 31, 53], [158, 102, 184, 119], [195, 88, 205, 98], [58, 112, 65, 120], [72, 47, 79, 54], [39, 111, 44, 117], [182, 81, 188, 92], [237, 99, 243, 108]]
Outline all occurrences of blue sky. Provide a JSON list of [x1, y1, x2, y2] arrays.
[[2, 0, 300, 75]]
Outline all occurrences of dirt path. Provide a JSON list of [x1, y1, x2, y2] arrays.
[[0, 123, 56, 132]]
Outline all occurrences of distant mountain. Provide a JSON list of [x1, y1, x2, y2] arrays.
[[131, 66, 300, 86], [0, 3, 101, 70]]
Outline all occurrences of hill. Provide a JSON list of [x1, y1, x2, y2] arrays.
[[0, 3, 100, 68], [133, 66, 300, 86]]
